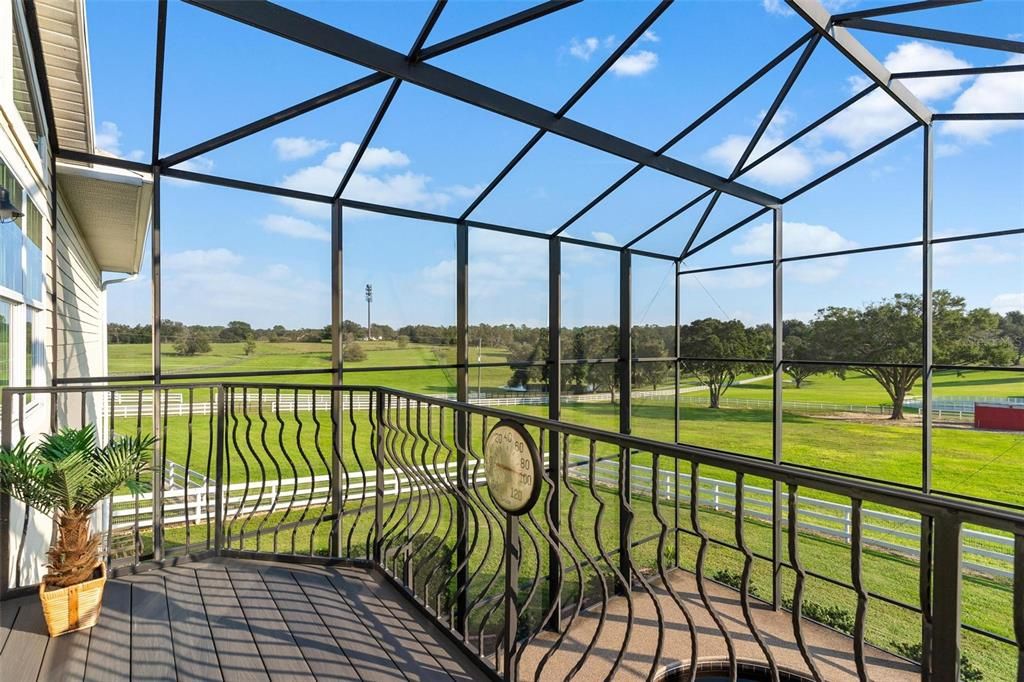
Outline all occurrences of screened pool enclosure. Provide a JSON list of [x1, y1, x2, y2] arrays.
[[2, 1, 1023, 681]]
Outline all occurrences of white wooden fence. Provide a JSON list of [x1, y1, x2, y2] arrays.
[[565, 454, 1013, 580], [111, 456, 1013, 580]]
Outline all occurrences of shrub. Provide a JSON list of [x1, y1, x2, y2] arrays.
[[782, 597, 855, 635], [174, 329, 211, 356], [890, 642, 983, 682], [711, 568, 762, 599], [345, 342, 367, 362], [397, 335, 409, 349]]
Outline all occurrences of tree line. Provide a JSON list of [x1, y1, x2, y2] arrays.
[[107, 292, 1023, 419]]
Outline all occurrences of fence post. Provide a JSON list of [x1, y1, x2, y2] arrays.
[[931, 511, 962, 682]]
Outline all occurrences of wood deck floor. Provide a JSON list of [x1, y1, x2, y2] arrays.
[[0, 558, 487, 681]]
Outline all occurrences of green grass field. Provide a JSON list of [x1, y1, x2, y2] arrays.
[[106, 340, 1020, 679]]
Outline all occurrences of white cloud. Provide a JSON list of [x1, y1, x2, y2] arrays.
[[280, 141, 451, 218], [934, 238, 1020, 267], [162, 256, 329, 328], [95, 121, 144, 161], [706, 133, 814, 186], [992, 292, 1024, 314], [265, 264, 291, 280], [817, 42, 975, 151], [787, 258, 849, 284], [640, 30, 659, 43], [733, 221, 857, 259], [569, 37, 599, 61], [610, 50, 658, 77], [886, 42, 971, 102], [444, 183, 484, 200], [272, 136, 332, 161], [591, 231, 619, 245], [165, 248, 243, 271], [165, 156, 215, 186], [942, 55, 1024, 143], [260, 214, 330, 242]]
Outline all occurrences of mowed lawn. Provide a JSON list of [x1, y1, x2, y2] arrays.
[[105, 342, 1020, 680]]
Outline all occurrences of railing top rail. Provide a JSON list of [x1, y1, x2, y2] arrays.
[[3, 382, 1023, 532]]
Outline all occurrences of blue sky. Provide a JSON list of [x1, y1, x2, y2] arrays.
[[85, 0, 1023, 329]]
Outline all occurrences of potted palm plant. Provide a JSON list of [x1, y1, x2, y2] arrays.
[[0, 424, 154, 636]]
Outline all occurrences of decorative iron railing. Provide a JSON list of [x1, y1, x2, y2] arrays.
[[1, 382, 1021, 682]]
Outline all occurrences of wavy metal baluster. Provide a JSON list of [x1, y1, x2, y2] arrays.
[[246, 387, 272, 550], [460, 411, 506, 652], [850, 498, 869, 682], [589, 440, 634, 679], [377, 394, 407, 574], [205, 386, 215, 549], [226, 387, 242, 546], [535, 433, 603, 681], [183, 387, 195, 554], [392, 397, 424, 581], [474, 414, 516, 667], [621, 451, 667, 682], [410, 402, 455, 612], [343, 389, 368, 558], [651, 452, 700, 682], [403, 398, 436, 587], [307, 388, 330, 556], [420, 403, 458, 615], [273, 388, 300, 553], [735, 472, 778, 682], [365, 390, 382, 558], [291, 387, 317, 553], [232, 387, 259, 549], [789, 484, 824, 682], [691, 462, 737, 680]]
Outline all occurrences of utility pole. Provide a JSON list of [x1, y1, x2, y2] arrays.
[[365, 284, 372, 341]]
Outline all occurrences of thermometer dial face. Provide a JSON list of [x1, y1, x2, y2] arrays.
[[484, 420, 541, 515]]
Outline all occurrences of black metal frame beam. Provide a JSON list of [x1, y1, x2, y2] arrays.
[[838, 17, 1024, 54], [679, 33, 822, 259], [459, 1, 672, 220], [787, 0, 932, 125], [330, 2, 445, 201], [162, 0, 582, 168], [184, 0, 779, 207], [555, 31, 814, 240], [832, 0, 979, 23]]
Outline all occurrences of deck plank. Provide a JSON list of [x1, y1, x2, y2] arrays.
[[196, 568, 270, 682], [83, 578, 132, 682], [228, 569, 314, 679], [0, 595, 49, 681], [129, 573, 177, 681], [291, 568, 408, 681], [163, 567, 223, 682], [37, 625, 91, 681], [0, 599, 22, 653], [258, 567, 360, 681], [360, 569, 483, 682]]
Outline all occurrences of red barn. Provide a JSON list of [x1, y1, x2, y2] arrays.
[[974, 403, 1024, 431]]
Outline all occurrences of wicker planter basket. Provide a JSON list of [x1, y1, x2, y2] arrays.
[[38, 562, 107, 637]]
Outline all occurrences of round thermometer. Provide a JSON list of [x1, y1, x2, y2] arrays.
[[484, 420, 541, 515]]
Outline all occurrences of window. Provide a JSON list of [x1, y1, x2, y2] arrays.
[[0, 300, 9, 387], [0, 159, 44, 302]]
